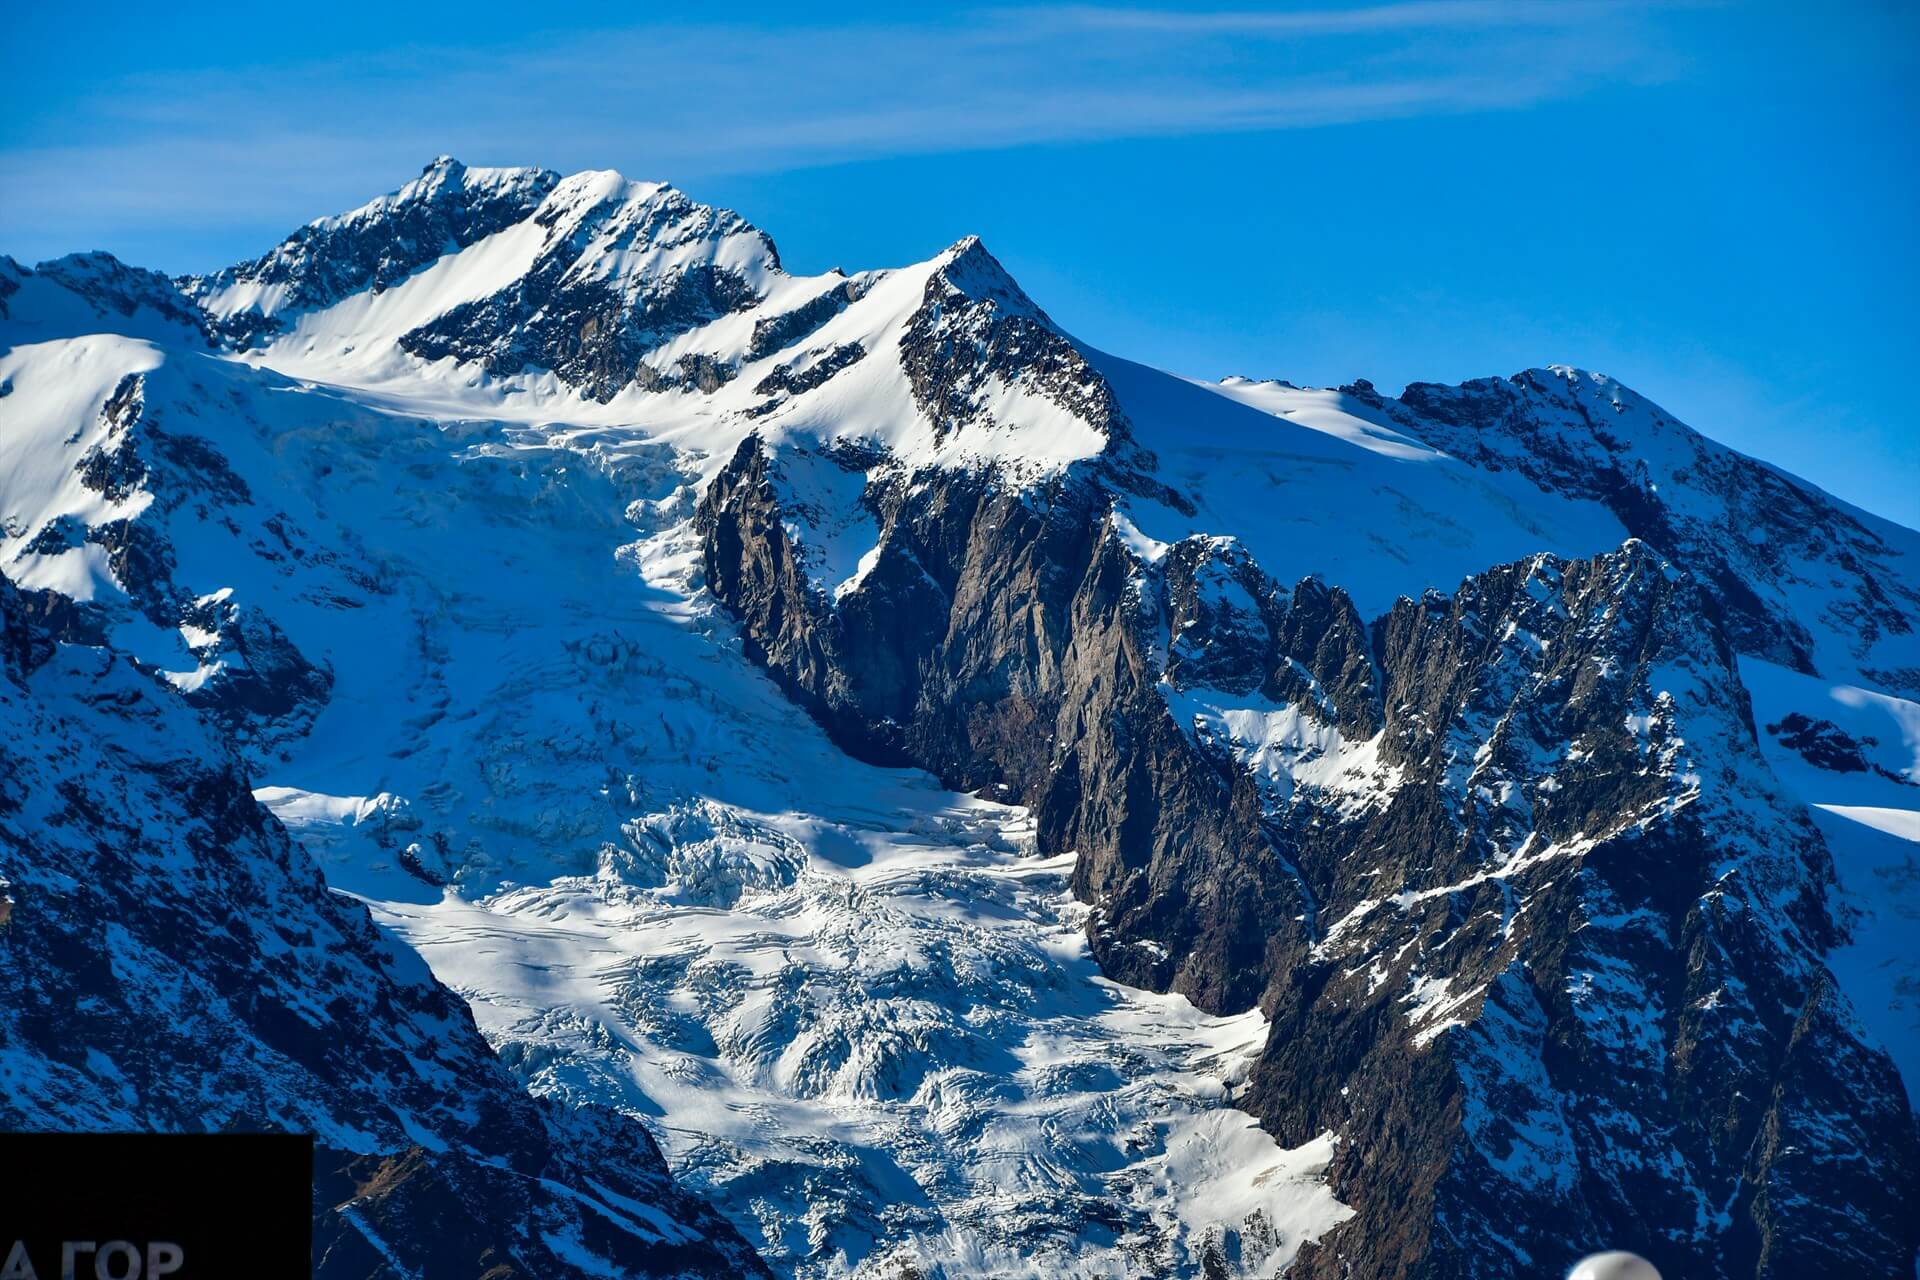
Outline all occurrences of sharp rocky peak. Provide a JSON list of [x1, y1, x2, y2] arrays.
[[926, 233, 1050, 322], [360, 153, 558, 220]]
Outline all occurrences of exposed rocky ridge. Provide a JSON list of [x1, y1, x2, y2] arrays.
[[747, 277, 861, 360], [1247, 548, 1907, 1279], [1386, 367, 1920, 688], [226, 162, 782, 402], [1766, 709, 1916, 785], [0, 570, 769, 1278], [1, 252, 213, 346], [183, 164, 1175, 481], [183, 156, 561, 347], [753, 341, 867, 400], [398, 242, 761, 402], [899, 237, 1124, 448], [698, 436, 1919, 1277], [49, 365, 335, 756], [33, 252, 214, 344]]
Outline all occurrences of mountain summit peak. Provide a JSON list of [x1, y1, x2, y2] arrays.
[[927, 233, 1049, 322]]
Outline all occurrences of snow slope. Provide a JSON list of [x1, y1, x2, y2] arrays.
[[1096, 360, 1631, 616], [1741, 655, 1920, 1097]]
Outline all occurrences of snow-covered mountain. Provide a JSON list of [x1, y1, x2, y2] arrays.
[[0, 541, 766, 1278], [3, 157, 1916, 1279]]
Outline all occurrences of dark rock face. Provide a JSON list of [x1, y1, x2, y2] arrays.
[[19, 514, 84, 556], [64, 372, 335, 751], [309, 1114, 765, 1280], [631, 351, 741, 394], [1248, 550, 1913, 1280], [747, 279, 861, 360], [182, 600, 336, 740], [698, 434, 1919, 1278], [0, 570, 768, 1278], [401, 257, 759, 402], [1393, 368, 1920, 687], [397, 181, 773, 401], [0, 256, 21, 316], [1763, 712, 1915, 789], [900, 238, 1127, 448], [754, 341, 867, 399], [183, 157, 561, 348]]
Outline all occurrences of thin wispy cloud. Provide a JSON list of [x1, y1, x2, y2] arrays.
[[0, 3, 1679, 267], [1008, 1, 1643, 36]]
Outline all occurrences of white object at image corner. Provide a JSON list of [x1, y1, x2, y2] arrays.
[[1569, 1253, 1661, 1280]]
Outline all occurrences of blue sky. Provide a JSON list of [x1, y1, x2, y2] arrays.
[[3, 1, 1914, 524]]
